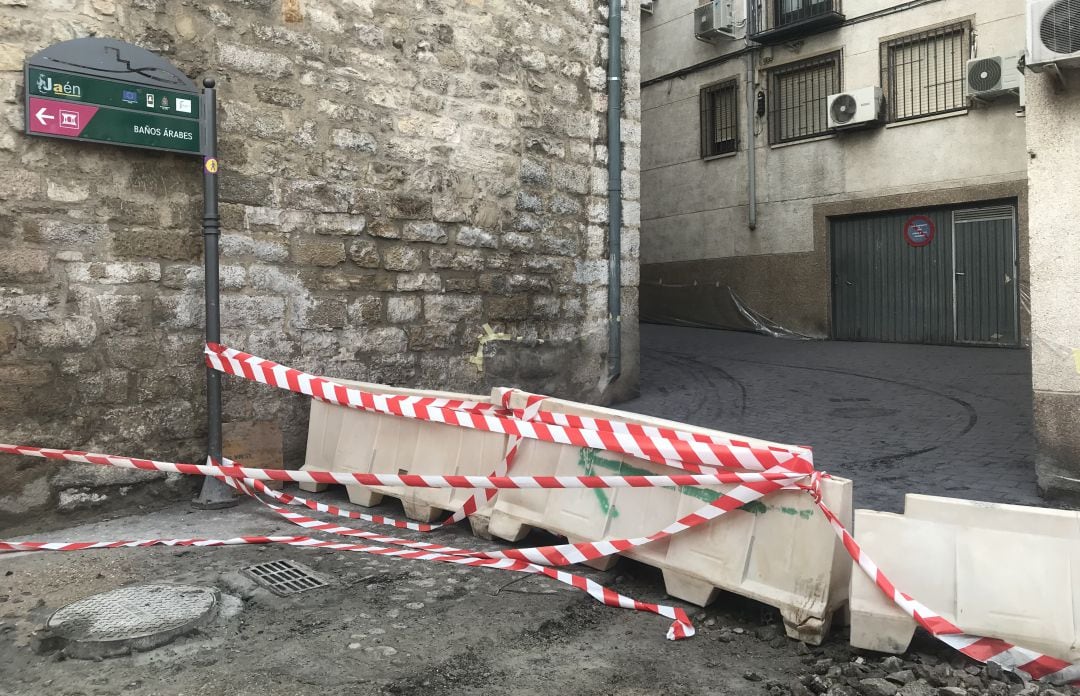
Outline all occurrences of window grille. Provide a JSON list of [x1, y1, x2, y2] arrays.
[[767, 51, 842, 144], [700, 80, 739, 157], [880, 21, 971, 122]]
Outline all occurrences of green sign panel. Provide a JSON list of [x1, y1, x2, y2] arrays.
[[25, 67, 201, 155]]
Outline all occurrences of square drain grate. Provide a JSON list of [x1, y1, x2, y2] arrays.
[[242, 559, 330, 596]]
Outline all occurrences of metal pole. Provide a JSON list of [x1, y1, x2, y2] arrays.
[[607, 0, 623, 381], [193, 77, 236, 509], [746, 2, 758, 230]]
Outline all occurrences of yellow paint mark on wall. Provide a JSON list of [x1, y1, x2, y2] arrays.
[[1073, 348, 1080, 375], [282, 0, 302, 23]]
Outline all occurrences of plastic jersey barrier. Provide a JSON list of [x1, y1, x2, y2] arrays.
[[0, 342, 1076, 684]]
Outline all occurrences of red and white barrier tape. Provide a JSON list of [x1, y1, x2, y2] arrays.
[[1, 343, 1077, 681], [204, 343, 814, 476]]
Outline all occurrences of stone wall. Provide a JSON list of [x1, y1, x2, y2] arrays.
[[0, 0, 641, 528]]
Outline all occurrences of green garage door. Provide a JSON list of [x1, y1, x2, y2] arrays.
[[830, 203, 1019, 346]]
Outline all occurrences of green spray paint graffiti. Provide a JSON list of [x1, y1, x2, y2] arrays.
[[574, 449, 817, 520], [578, 448, 619, 518]]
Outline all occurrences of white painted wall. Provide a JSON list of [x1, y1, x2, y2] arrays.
[[1027, 70, 1080, 395], [641, 0, 1028, 265]]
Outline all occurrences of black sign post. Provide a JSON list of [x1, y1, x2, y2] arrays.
[[25, 39, 235, 508], [192, 78, 236, 509]]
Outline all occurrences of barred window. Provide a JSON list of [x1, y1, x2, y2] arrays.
[[700, 80, 738, 158], [776, 0, 832, 27], [880, 21, 971, 122], [768, 51, 842, 144]]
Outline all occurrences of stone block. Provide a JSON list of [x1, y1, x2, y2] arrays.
[[402, 222, 449, 244], [28, 220, 108, 247], [331, 129, 378, 152], [347, 295, 382, 325], [220, 296, 286, 328], [348, 240, 380, 267], [0, 248, 50, 282], [255, 84, 305, 108], [339, 327, 407, 354], [67, 261, 161, 284], [455, 226, 497, 249], [293, 296, 347, 330], [97, 294, 146, 332], [281, 179, 353, 213], [292, 237, 346, 267], [382, 245, 423, 271], [0, 320, 15, 354], [112, 228, 201, 261], [221, 234, 290, 262], [315, 213, 366, 235], [217, 42, 293, 77], [387, 296, 421, 323], [424, 294, 482, 322], [406, 324, 456, 351], [220, 172, 273, 206], [23, 316, 97, 349], [485, 295, 530, 320], [387, 193, 432, 220], [397, 273, 442, 292], [520, 158, 551, 187]]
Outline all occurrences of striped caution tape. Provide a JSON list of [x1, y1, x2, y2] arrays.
[[2, 342, 1078, 678], [204, 342, 814, 475]]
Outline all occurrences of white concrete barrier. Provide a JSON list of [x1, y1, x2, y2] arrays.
[[850, 495, 1080, 661], [486, 392, 853, 644], [300, 383, 508, 523]]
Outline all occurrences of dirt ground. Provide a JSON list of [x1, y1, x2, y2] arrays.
[[0, 495, 1075, 696]]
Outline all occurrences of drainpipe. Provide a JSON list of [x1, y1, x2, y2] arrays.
[[745, 3, 757, 230], [607, 0, 623, 380]]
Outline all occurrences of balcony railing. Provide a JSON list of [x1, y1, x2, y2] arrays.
[[749, 0, 845, 44]]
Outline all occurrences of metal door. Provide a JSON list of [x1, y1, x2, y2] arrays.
[[831, 209, 953, 343], [952, 206, 1019, 346]]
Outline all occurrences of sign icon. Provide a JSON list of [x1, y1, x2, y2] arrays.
[[161, 96, 169, 110], [59, 110, 79, 129], [204, 157, 219, 174], [122, 89, 138, 104], [903, 215, 936, 247], [34, 106, 55, 126], [175, 98, 192, 114], [146, 93, 155, 108]]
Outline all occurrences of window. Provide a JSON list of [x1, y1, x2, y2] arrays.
[[700, 80, 738, 158], [776, 0, 833, 26], [880, 21, 971, 122], [768, 51, 842, 144]]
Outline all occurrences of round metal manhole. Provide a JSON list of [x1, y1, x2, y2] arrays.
[[45, 584, 219, 659]]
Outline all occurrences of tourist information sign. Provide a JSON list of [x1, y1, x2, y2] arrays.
[[24, 38, 202, 155]]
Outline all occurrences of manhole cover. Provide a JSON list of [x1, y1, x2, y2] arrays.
[[45, 584, 219, 659], [242, 559, 329, 596]]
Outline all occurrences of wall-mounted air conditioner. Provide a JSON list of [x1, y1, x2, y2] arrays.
[[826, 87, 885, 130], [1027, 0, 1080, 71], [966, 55, 1023, 98], [695, 0, 736, 41]]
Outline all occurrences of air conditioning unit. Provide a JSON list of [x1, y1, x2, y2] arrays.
[[695, 0, 736, 41], [826, 87, 885, 130], [966, 55, 1023, 98], [1027, 0, 1080, 71]]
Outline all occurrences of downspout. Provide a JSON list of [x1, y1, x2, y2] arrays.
[[607, 0, 623, 380], [746, 2, 757, 230]]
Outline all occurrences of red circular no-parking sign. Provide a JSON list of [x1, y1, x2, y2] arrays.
[[903, 215, 936, 247]]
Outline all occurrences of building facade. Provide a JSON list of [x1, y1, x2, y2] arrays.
[[641, 0, 1028, 342], [0, 0, 641, 525]]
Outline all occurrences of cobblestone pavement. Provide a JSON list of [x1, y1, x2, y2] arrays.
[[623, 324, 1049, 512]]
